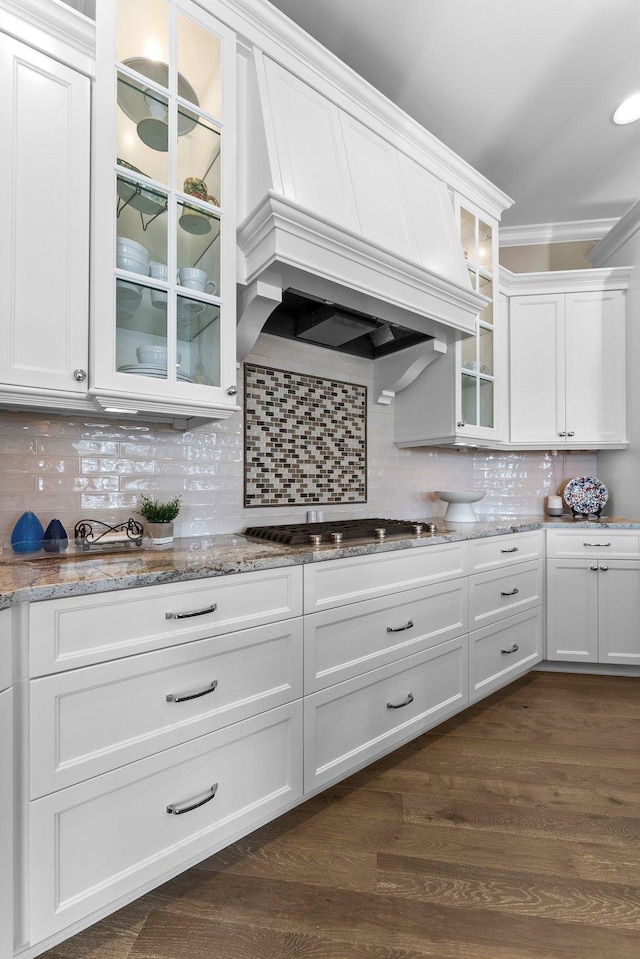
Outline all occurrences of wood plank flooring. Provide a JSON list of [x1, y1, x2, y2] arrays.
[[41, 672, 640, 959]]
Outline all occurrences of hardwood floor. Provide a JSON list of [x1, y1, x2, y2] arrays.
[[41, 672, 640, 959]]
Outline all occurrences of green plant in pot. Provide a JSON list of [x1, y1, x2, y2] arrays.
[[138, 494, 182, 545]]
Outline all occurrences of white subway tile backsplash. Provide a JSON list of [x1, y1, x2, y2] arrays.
[[0, 331, 599, 548]]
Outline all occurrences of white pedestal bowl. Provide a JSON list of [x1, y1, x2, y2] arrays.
[[434, 490, 486, 523]]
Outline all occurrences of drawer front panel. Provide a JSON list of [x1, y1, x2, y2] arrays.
[[29, 565, 303, 675], [469, 530, 544, 572], [0, 608, 11, 692], [29, 701, 303, 944], [0, 688, 12, 959], [469, 608, 542, 703], [546, 529, 640, 559], [469, 561, 543, 629], [30, 618, 303, 798], [304, 578, 468, 693], [304, 541, 468, 613], [304, 637, 468, 792]]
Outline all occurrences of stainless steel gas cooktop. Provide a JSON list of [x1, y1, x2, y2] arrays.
[[243, 518, 447, 546]]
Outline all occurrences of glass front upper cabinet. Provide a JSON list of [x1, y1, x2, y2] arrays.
[[92, 0, 236, 420], [456, 200, 499, 435]]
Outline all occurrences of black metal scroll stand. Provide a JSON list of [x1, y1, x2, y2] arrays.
[[571, 506, 603, 519], [116, 182, 168, 232], [74, 518, 143, 551]]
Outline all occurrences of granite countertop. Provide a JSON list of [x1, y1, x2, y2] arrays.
[[1, 514, 639, 609]]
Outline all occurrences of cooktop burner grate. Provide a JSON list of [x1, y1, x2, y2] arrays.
[[243, 518, 435, 546]]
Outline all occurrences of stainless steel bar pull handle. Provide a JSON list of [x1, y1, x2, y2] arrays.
[[387, 692, 414, 709], [166, 680, 218, 703], [584, 543, 611, 547], [166, 603, 217, 620], [166, 783, 218, 815], [500, 547, 518, 553], [500, 588, 519, 597], [501, 644, 519, 655], [387, 620, 414, 633]]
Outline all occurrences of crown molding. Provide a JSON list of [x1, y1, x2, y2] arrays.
[[0, 0, 95, 71], [499, 265, 632, 296], [587, 201, 640, 267], [499, 218, 619, 247]]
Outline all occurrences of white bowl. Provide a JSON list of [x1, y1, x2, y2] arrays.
[[136, 345, 181, 366], [117, 254, 150, 275], [434, 489, 485, 522], [117, 237, 149, 259]]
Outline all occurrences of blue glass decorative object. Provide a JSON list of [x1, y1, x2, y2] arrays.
[[42, 518, 68, 553], [11, 511, 44, 553]]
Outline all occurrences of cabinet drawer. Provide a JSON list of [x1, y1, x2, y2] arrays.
[[469, 608, 542, 703], [29, 618, 303, 798], [304, 637, 467, 792], [29, 700, 303, 944], [469, 560, 543, 629], [546, 529, 640, 559], [304, 578, 467, 693], [0, 687, 12, 959], [28, 565, 303, 675], [303, 541, 468, 613], [468, 530, 544, 572], [0, 608, 11, 692]]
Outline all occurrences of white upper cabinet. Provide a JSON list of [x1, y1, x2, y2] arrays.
[[0, 30, 91, 408], [91, 0, 238, 425], [508, 277, 627, 449]]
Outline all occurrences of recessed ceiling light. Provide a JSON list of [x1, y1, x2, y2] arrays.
[[612, 91, 640, 125]]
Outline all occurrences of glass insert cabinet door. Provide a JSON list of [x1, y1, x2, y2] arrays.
[[456, 200, 499, 434], [92, 0, 237, 417]]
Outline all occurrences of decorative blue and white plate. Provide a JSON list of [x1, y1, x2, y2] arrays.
[[563, 476, 609, 515]]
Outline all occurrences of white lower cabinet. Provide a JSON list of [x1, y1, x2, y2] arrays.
[[469, 608, 542, 703], [29, 701, 302, 943], [19, 534, 551, 957], [0, 686, 12, 959], [546, 530, 640, 665], [547, 559, 640, 665], [304, 637, 467, 792]]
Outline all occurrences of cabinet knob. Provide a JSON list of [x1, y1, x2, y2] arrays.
[[558, 431, 566, 437], [567, 431, 575, 437], [457, 421, 465, 428], [226, 385, 238, 396], [591, 565, 598, 571], [600, 565, 609, 571], [73, 369, 87, 382]]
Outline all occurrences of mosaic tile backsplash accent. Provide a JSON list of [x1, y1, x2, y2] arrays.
[[244, 363, 367, 507]]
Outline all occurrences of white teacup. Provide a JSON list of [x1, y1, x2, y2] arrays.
[[178, 267, 217, 295]]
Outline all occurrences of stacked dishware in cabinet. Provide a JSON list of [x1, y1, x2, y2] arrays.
[[23, 568, 303, 951], [467, 530, 544, 702]]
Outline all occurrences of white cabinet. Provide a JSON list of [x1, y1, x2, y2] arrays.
[[0, 610, 12, 959], [25, 571, 304, 951], [508, 286, 627, 449], [29, 701, 302, 944], [0, 28, 91, 411], [468, 531, 544, 702], [393, 199, 505, 449], [547, 530, 640, 665], [91, 0, 238, 425], [304, 637, 467, 793]]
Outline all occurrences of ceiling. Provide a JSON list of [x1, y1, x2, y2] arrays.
[[268, 0, 640, 229]]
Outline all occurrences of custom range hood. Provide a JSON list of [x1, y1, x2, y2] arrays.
[[236, 51, 492, 394]]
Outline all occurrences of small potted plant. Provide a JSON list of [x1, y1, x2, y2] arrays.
[[138, 494, 182, 545]]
